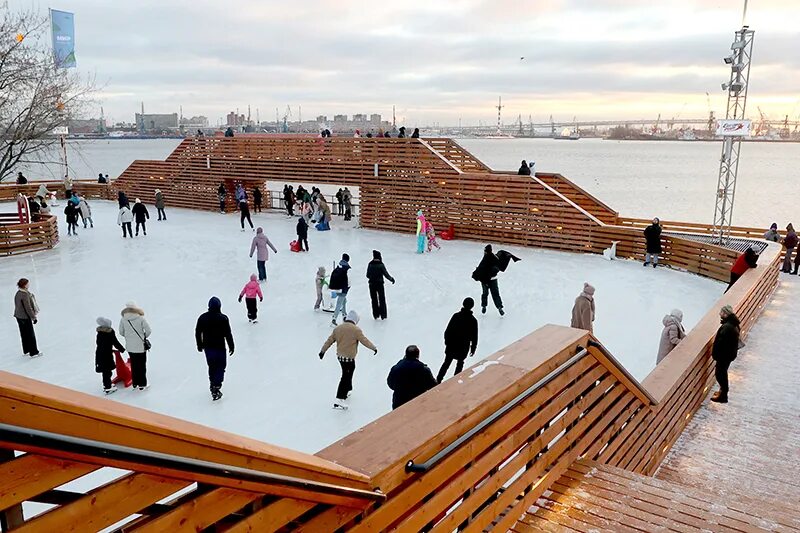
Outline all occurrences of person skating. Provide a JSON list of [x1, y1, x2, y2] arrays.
[[314, 266, 332, 311], [63, 201, 79, 236], [437, 297, 478, 383], [388, 345, 437, 410], [253, 186, 262, 213], [656, 309, 685, 364], [517, 160, 531, 175], [319, 310, 378, 409], [132, 199, 150, 236], [416, 211, 427, 253], [155, 189, 166, 221], [711, 305, 740, 404], [727, 247, 759, 291], [297, 216, 309, 251], [570, 282, 596, 332], [238, 274, 264, 323], [14, 278, 42, 357], [329, 254, 351, 326], [95, 317, 125, 394], [643, 217, 662, 267], [472, 245, 504, 315], [117, 204, 133, 238], [117, 190, 130, 209], [195, 296, 235, 401], [342, 188, 353, 221], [283, 185, 295, 216], [217, 183, 227, 213], [782, 223, 798, 273], [118, 301, 152, 390], [63, 175, 73, 200], [239, 196, 253, 231], [763, 223, 780, 242], [249, 227, 278, 282], [78, 196, 93, 228], [425, 221, 441, 251], [335, 189, 344, 216], [366, 250, 395, 320]]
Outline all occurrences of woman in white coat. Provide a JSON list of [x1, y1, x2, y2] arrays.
[[118, 302, 152, 390]]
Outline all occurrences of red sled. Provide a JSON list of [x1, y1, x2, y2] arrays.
[[289, 240, 301, 252], [112, 350, 133, 388], [440, 224, 455, 241]]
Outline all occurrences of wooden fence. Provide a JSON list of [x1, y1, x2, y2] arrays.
[[0, 181, 113, 203], [0, 214, 59, 256]]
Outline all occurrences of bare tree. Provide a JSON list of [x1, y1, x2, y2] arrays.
[[0, 4, 95, 182]]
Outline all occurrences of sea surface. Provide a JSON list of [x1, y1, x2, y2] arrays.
[[14, 137, 800, 228]]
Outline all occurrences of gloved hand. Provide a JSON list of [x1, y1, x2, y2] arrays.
[[373, 349, 378, 355], [259, 298, 263, 302], [197, 346, 203, 352], [238, 296, 242, 303], [318, 352, 324, 360], [33, 319, 37, 324]]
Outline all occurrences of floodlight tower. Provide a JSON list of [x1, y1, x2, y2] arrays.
[[712, 1, 754, 244]]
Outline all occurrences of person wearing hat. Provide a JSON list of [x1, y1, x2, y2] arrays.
[[387, 345, 437, 410], [416, 211, 427, 254], [711, 305, 740, 403], [329, 253, 351, 326], [472, 244, 505, 315], [118, 302, 152, 390], [366, 250, 395, 320], [95, 317, 125, 394], [726, 247, 759, 292], [437, 297, 479, 383], [131, 198, 150, 236], [643, 217, 662, 268], [781, 223, 797, 273], [656, 309, 685, 364], [319, 310, 377, 409], [763, 223, 780, 242], [117, 203, 133, 238], [155, 189, 166, 221], [570, 282, 596, 332], [195, 297, 235, 401]]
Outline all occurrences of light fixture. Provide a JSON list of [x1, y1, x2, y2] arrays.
[[731, 39, 745, 50], [723, 54, 734, 65], [721, 82, 730, 90], [729, 81, 745, 92]]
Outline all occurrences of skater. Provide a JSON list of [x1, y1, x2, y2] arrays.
[[195, 296, 235, 401], [329, 254, 351, 325], [656, 309, 685, 364], [117, 204, 133, 238], [342, 187, 353, 221], [366, 250, 395, 320], [16, 171, 27, 184], [36, 183, 51, 201], [711, 305, 740, 404], [416, 211, 427, 253], [318, 196, 332, 229], [472, 245, 505, 315], [132, 199, 149, 236], [14, 278, 41, 357], [63, 200, 79, 236], [387, 345, 436, 410], [95, 317, 125, 394], [63, 175, 73, 199], [763, 223, 780, 242], [238, 274, 263, 323], [117, 190, 129, 209], [570, 282, 596, 332], [239, 196, 253, 231], [437, 297, 478, 383], [297, 216, 309, 251], [425, 220, 441, 251], [78, 196, 93, 228], [253, 186, 262, 213], [249, 227, 278, 282], [727, 247, 759, 292], [118, 301, 152, 390], [235, 183, 246, 204], [283, 185, 295, 216], [643, 217, 662, 267], [155, 189, 166, 220], [336, 188, 344, 216], [781, 223, 797, 273], [517, 160, 531, 175], [319, 310, 378, 409], [315, 266, 330, 311], [217, 183, 227, 213]]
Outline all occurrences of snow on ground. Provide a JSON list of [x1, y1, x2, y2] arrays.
[[0, 201, 724, 453]]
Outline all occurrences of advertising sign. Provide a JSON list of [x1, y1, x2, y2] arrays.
[[716, 119, 751, 137], [50, 9, 76, 68]]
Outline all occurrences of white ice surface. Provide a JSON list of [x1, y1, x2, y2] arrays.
[[0, 201, 724, 453]]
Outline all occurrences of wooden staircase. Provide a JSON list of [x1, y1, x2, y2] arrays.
[[516, 459, 800, 532]]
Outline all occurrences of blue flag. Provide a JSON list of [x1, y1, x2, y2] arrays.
[[50, 9, 76, 68]]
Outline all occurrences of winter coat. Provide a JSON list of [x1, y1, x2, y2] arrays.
[[155, 192, 165, 210], [783, 231, 798, 249], [283, 188, 294, 204], [731, 249, 758, 276], [95, 327, 125, 372], [711, 314, 740, 364], [132, 203, 149, 222], [571, 293, 595, 332], [117, 191, 129, 208], [320, 320, 377, 360], [36, 184, 50, 199], [444, 308, 478, 357], [195, 307, 234, 353], [473, 252, 501, 283], [118, 307, 152, 353], [253, 188, 262, 204], [78, 199, 91, 218], [235, 186, 246, 203], [764, 229, 780, 242], [250, 230, 277, 261], [496, 250, 521, 272], [239, 200, 250, 215], [64, 203, 79, 223], [13, 289, 37, 320], [239, 274, 263, 300], [64, 177, 73, 191], [297, 217, 308, 238], [117, 206, 133, 224], [657, 314, 685, 363], [387, 357, 437, 409], [328, 260, 351, 294], [366, 258, 395, 285], [319, 199, 331, 221], [218, 184, 226, 197], [316, 268, 328, 293], [644, 223, 662, 254], [518, 163, 531, 175]]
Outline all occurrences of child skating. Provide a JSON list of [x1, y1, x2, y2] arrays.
[[95, 317, 126, 395], [238, 274, 263, 323], [315, 266, 333, 312], [425, 221, 441, 251]]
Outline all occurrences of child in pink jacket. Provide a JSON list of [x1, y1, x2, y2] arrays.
[[238, 274, 264, 323], [425, 221, 441, 251]]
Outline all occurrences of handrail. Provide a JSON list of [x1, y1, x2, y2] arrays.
[[586, 339, 657, 405], [0, 423, 384, 503], [406, 348, 589, 473]]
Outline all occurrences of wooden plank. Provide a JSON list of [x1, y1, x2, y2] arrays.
[[0, 454, 99, 511], [225, 498, 316, 533], [130, 487, 260, 532]]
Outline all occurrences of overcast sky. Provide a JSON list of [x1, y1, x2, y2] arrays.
[[10, 0, 800, 125]]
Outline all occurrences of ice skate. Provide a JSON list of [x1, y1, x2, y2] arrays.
[[137, 385, 150, 391], [252, 318, 258, 324], [211, 387, 223, 401], [499, 308, 505, 316], [29, 352, 43, 358], [103, 386, 118, 395], [481, 306, 487, 314], [331, 319, 337, 326], [333, 399, 348, 410]]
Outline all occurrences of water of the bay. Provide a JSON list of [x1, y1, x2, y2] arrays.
[[15, 137, 798, 228]]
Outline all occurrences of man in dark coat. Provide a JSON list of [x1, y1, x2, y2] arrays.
[[95, 317, 125, 394], [437, 297, 479, 383], [283, 185, 295, 216], [218, 183, 227, 213], [335, 189, 344, 216], [472, 245, 504, 315], [643, 217, 662, 267], [517, 160, 531, 175], [16, 172, 27, 184], [387, 345, 436, 409], [710, 305, 740, 404], [253, 186, 262, 213], [131, 199, 150, 236], [195, 296, 235, 401], [296, 216, 309, 251], [366, 250, 395, 320]]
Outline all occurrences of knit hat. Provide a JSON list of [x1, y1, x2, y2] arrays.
[[770, 223, 778, 230], [484, 244, 493, 253], [342, 253, 350, 262], [256, 227, 263, 234], [135, 198, 141, 203], [96, 317, 112, 328], [583, 282, 596, 296], [372, 250, 382, 260], [720, 304, 734, 317], [208, 296, 221, 310], [345, 310, 360, 324], [670, 309, 683, 322], [155, 189, 161, 194]]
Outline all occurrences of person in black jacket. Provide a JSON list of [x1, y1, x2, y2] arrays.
[[95, 317, 126, 394], [387, 345, 436, 409], [366, 250, 395, 320], [131, 199, 150, 236], [437, 297, 479, 383], [117, 190, 129, 208], [63, 201, 79, 236], [472, 245, 504, 315], [195, 296, 235, 401], [710, 305, 740, 404], [517, 160, 531, 175], [643, 217, 662, 267], [253, 186, 262, 213], [296, 216, 309, 251]]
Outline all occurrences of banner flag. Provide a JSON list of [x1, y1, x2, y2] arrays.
[[50, 9, 76, 68], [716, 119, 751, 137]]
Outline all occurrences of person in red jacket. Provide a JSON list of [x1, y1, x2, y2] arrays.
[[726, 247, 758, 292]]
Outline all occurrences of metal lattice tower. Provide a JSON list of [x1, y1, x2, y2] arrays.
[[712, 22, 755, 244]]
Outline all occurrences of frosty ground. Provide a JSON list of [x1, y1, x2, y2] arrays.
[[0, 201, 724, 453]]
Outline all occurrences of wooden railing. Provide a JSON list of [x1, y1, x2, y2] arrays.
[[0, 214, 59, 256], [0, 180, 113, 202], [618, 216, 766, 240]]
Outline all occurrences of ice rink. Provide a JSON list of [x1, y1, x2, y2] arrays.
[[0, 201, 725, 453]]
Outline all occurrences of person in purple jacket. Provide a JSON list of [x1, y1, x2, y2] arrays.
[[249, 227, 278, 282]]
